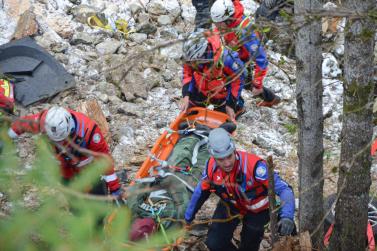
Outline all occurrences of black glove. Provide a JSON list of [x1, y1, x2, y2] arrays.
[[278, 217, 294, 236]]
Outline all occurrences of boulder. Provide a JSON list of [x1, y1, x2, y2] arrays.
[[70, 4, 99, 24], [96, 39, 122, 55], [77, 99, 111, 142], [146, 0, 181, 20], [12, 9, 39, 40], [157, 15, 173, 26], [70, 32, 96, 45], [129, 33, 148, 43]]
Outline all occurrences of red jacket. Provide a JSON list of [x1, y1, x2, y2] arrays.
[[182, 33, 244, 108], [10, 109, 120, 192], [204, 151, 269, 214], [185, 151, 295, 223], [216, 0, 268, 89]]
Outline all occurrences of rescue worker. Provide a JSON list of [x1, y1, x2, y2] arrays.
[[185, 128, 295, 251], [7, 106, 121, 196], [181, 31, 245, 123], [210, 0, 281, 107], [127, 122, 236, 236]]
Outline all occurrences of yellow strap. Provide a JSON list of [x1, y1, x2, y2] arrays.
[[87, 15, 135, 37], [87, 15, 112, 30], [1, 79, 10, 97]]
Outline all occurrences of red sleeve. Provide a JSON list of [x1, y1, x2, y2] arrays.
[[183, 64, 193, 86], [11, 111, 46, 135], [87, 126, 120, 192]]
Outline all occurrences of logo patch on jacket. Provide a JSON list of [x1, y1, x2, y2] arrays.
[[255, 163, 268, 180], [250, 44, 258, 52], [93, 133, 101, 144], [232, 61, 240, 71]]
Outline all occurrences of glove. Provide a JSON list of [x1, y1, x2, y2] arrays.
[[278, 218, 294, 236]]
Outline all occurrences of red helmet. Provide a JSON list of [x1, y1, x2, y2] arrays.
[[129, 218, 156, 241]]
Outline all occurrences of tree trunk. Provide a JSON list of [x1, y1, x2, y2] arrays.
[[329, 0, 376, 250], [295, 0, 324, 248]]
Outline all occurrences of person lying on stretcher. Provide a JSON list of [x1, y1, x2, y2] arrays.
[[125, 121, 237, 241]]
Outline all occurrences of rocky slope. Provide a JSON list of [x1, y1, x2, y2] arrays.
[[1, 0, 364, 248]]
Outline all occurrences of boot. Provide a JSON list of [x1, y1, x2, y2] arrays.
[[256, 87, 281, 107], [257, 96, 281, 107]]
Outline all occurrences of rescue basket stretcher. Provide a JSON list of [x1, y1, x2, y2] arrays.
[[134, 107, 230, 180]]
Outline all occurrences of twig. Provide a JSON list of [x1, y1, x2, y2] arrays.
[[267, 155, 278, 245]]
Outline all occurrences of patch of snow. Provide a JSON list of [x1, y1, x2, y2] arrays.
[[241, 0, 259, 16], [322, 53, 342, 78]]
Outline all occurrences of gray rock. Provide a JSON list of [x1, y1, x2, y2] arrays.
[[162, 69, 174, 82], [97, 93, 109, 103], [112, 143, 132, 167], [157, 15, 172, 25], [95, 54, 128, 85], [50, 43, 69, 53], [129, 33, 148, 43], [147, 0, 181, 19], [155, 121, 167, 129], [54, 53, 69, 65], [117, 45, 128, 55], [137, 12, 150, 24], [69, 0, 81, 5], [160, 40, 183, 59], [117, 102, 143, 117], [180, 2, 196, 24], [123, 92, 136, 102], [96, 39, 122, 55], [143, 68, 162, 90], [159, 27, 179, 39], [129, 2, 144, 15], [136, 23, 157, 35], [122, 71, 148, 99], [70, 32, 95, 45], [108, 95, 122, 104], [162, 59, 180, 82], [70, 4, 99, 24]]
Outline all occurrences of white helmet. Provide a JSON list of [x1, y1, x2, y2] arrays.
[[44, 106, 74, 142], [183, 31, 208, 61], [210, 0, 235, 23]]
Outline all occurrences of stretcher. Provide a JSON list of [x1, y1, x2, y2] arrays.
[[134, 107, 230, 179]]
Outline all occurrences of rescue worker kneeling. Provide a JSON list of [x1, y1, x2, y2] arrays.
[[180, 31, 245, 123], [7, 106, 121, 197], [184, 128, 295, 251]]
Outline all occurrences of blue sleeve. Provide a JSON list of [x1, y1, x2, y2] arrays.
[[241, 30, 268, 69], [273, 172, 295, 220], [184, 180, 210, 223], [222, 50, 245, 105], [184, 163, 211, 223]]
